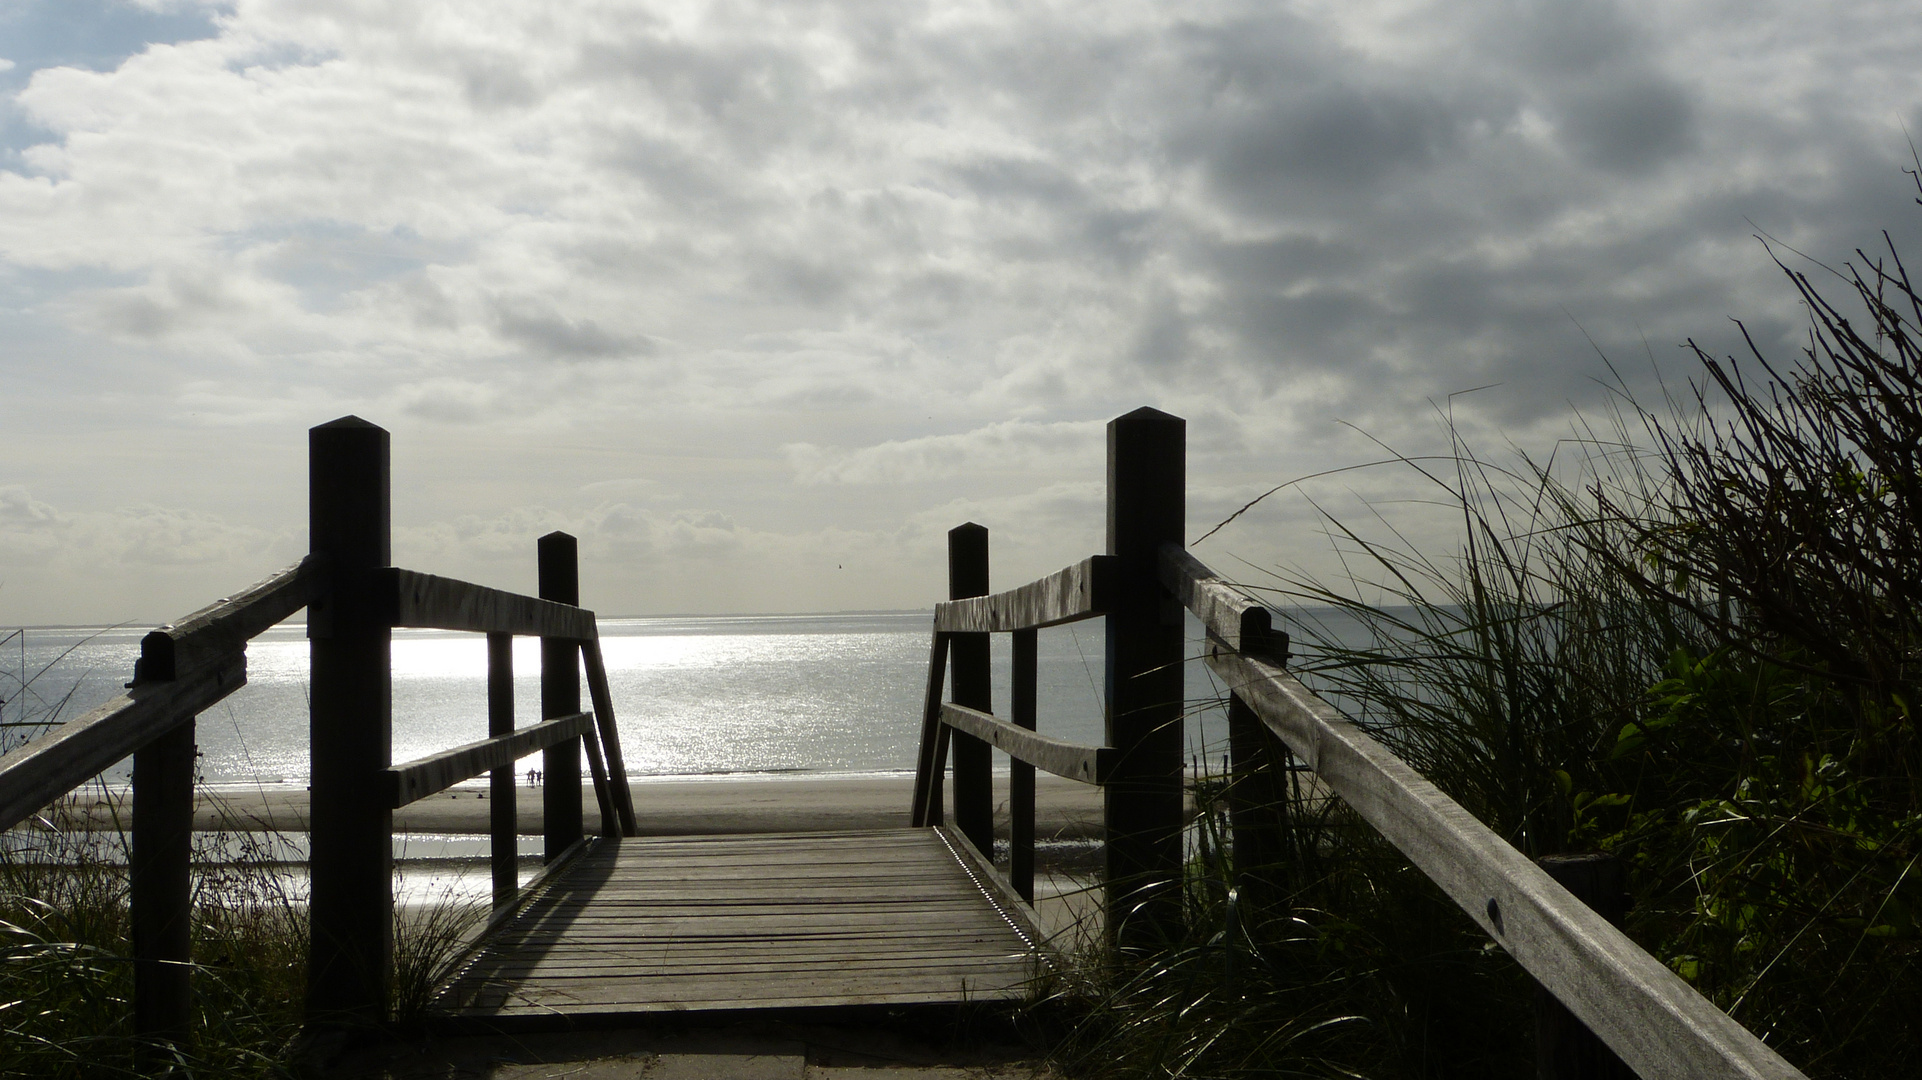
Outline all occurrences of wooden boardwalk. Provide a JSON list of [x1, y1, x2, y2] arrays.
[[434, 827, 1049, 1021]]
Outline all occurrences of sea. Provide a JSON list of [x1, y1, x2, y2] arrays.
[[1, 612, 1244, 789]]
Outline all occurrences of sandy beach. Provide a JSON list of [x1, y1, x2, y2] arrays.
[[49, 772, 1114, 841]]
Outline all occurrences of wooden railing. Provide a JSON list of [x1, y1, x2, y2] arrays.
[[909, 406, 1809, 1080], [0, 415, 639, 1044]]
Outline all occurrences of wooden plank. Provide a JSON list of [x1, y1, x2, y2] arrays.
[[384, 713, 593, 808], [582, 726, 617, 836], [465, 972, 1037, 1014], [136, 556, 324, 682], [909, 629, 950, 828], [939, 704, 1111, 785], [487, 919, 1023, 942], [1206, 646, 1808, 1080], [455, 966, 1032, 1006], [932, 824, 1050, 957], [932, 555, 1118, 632], [1158, 545, 1289, 663], [472, 932, 1024, 956], [437, 828, 1046, 1019], [474, 959, 1031, 983], [470, 983, 1030, 1006], [581, 640, 638, 835], [384, 566, 598, 640], [0, 652, 244, 833]]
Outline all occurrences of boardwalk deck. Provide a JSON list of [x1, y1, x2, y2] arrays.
[[435, 827, 1048, 1021]]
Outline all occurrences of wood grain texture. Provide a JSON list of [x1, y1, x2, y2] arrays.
[[383, 567, 598, 640], [1159, 545, 1288, 663], [1203, 645, 1807, 1080], [384, 713, 593, 808], [435, 828, 1047, 1021], [581, 640, 638, 835], [909, 629, 950, 828], [932, 555, 1117, 633], [0, 652, 245, 833], [939, 703, 1111, 784], [136, 556, 324, 682]]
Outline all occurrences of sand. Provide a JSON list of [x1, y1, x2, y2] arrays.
[[49, 772, 1112, 841]]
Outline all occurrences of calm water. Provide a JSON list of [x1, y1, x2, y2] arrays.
[[1, 613, 1243, 787]]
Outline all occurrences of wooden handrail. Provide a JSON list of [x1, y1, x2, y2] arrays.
[[1158, 545, 1288, 663], [0, 652, 246, 833], [384, 567, 599, 640], [136, 557, 325, 681], [384, 712, 596, 808], [933, 555, 1117, 633], [939, 703, 1112, 784], [1188, 556, 1806, 1080]]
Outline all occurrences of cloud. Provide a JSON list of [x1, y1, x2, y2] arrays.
[[4, 0, 1922, 621], [785, 420, 1104, 485]]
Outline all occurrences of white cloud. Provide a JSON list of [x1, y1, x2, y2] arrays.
[[2, 0, 1920, 621], [784, 420, 1104, 485]]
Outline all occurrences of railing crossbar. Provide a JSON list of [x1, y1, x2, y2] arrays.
[[938, 702, 1111, 784], [933, 555, 1117, 633], [386, 567, 598, 640], [385, 711, 597, 809], [0, 652, 246, 833]]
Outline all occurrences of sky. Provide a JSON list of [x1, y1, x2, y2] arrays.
[[2, 0, 1920, 625]]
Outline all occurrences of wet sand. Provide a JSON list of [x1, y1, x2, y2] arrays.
[[50, 772, 1112, 840]]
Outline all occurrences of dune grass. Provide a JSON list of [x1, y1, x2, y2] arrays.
[[1043, 178, 1922, 1079]]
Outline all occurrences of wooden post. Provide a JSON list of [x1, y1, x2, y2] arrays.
[[540, 532, 583, 860], [1226, 691, 1287, 912], [948, 523, 994, 859], [131, 714, 194, 1050], [909, 631, 951, 827], [1104, 407, 1186, 949], [488, 632, 517, 908], [1010, 627, 1037, 903], [1536, 854, 1635, 1080], [307, 416, 393, 1021]]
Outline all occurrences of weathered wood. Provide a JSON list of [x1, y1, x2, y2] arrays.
[[135, 556, 325, 682], [1159, 545, 1289, 663], [1227, 690, 1287, 910], [0, 652, 244, 833], [582, 726, 617, 836], [581, 639, 638, 835], [940, 703, 1112, 785], [540, 532, 584, 861], [1010, 627, 1037, 902], [948, 523, 994, 859], [1104, 406, 1186, 948], [933, 555, 1119, 633], [1537, 854, 1635, 1080], [130, 714, 194, 1051], [487, 632, 517, 909], [383, 567, 598, 640], [933, 824, 1049, 953], [384, 713, 593, 808], [436, 829, 1044, 1019], [1205, 645, 1808, 1080], [909, 628, 951, 827], [306, 415, 393, 1022]]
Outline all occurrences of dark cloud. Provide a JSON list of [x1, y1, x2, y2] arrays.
[[492, 297, 650, 359]]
